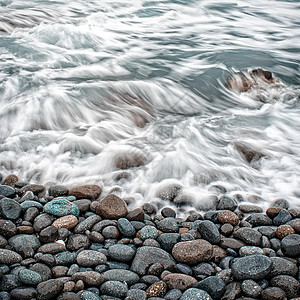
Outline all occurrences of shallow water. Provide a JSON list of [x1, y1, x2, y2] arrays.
[[1, 0, 300, 213]]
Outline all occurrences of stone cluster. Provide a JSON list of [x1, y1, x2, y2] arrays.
[[0, 174, 300, 300]]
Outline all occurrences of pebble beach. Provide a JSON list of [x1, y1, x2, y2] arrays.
[[0, 174, 299, 300]]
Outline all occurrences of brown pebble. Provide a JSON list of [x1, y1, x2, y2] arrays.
[[63, 281, 75, 293], [266, 207, 282, 219], [17, 226, 34, 234], [220, 223, 234, 236], [95, 194, 128, 219], [52, 266, 68, 278], [276, 225, 295, 239], [146, 281, 168, 298], [291, 219, 300, 233], [52, 215, 78, 230], [179, 228, 189, 234], [163, 273, 197, 291], [3, 174, 18, 187], [211, 245, 228, 263], [218, 210, 239, 226], [69, 184, 102, 201], [74, 280, 84, 292]]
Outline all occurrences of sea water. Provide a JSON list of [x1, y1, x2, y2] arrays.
[[0, 0, 300, 213]]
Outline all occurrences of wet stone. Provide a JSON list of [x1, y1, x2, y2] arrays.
[[37, 254, 56, 267], [238, 204, 263, 213], [44, 198, 79, 217], [198, 220, 221, 244], [0, 198, 21, 220], [72, 271, 104, 286], [239, 246, 264, 256], [73, 199, 91, 213], [24, 207, 39, 223], [220, 237, 246, 251], [74, 214, 101, 234], [271, 198, 289, 209], [245, 213, 272, 226], [146, 280, 167, 298], [2, 174, 18, 187], [273, 209, 292, 226], [0, 249, 22, 265], [126, 208, 145, 222], [127, 289, 147, 300], [20, 200, 43, 211], [76, 250, 107, 267], [164, 289, 182, 300], [0, 274, 20, 292], [108, 244, 135, 262], [102, 225, 120, 239], [18, 184, 45, 196], [269, 257, 298, 277], [39, 225, 59, 243], [281, 233, 300, 257], [255, 226, 277, 239], [52, 215, 79, 230], [69, 184, 102, 200], [231, 255, 272, 280], [233, 227, 262, 246], [38, 242, 66, 254], [218, 210, 239, 226], [216, 196, 238, 211], [193, 262, 215, 277], [95, 194, 128, 219], [0, 185, 16, 198], [156, 184, 182, 202], [80, 291, 102, 300], [261, 287, 287, 300], [164, 273, 197, 291], [48, 185, 69, 198], [54, 251, 77, 266], [117, 218, 136, 237], [33, 213, 55, 232], [270, 275, 300, 298]]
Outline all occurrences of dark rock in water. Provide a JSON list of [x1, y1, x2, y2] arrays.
[[269, 257, 298, 277], [261, 287, 287, 300], [0, 274, 20, 292], [44, 198, 79, 217], [117, 218, 136, 237], [10, 287, 37, 299], [156, 184, 182, 202], [100, 280, 128, 298], [194, 276, 226, 299], [2, 174, 18, 187], [18, 269, 42, 286], [235, 143, 266, 166], [69, 184, 102, 200], [0, 198, 21, 220], [0, 292, 10, 300], [103, 269, 139, 286], [241, 279, 262, 298], [18, 184, 45, 196], [216, 196, 238, 211], [131, 246, 175, 276], [36, 279, 64, 300], [231, 255, 272, 280], [233, 227, 262, 246], [108, 244, 135, 262], [0, 185, 16, 198], [95, 194, 128, 219], [157, 233, 181, 252], [39, 226, 59, 243], [198, 220, 221, 244], [273, 209, 292, 226], [271, 198, 290, 209], [270, 275, 300, 298], [48, 185, 69, 198], [33, 213, 56, 232], [0, 249, 22, 264], [76, 250, 107, 267], [172, 240, 213, 265], [142, 203, 157, 215], [281, 234, 300, 257], [115, 151, 147, 170], [0, 219, 17, 237], [161, 207, 176, 218], [8, 234, 41, 251], [71, 271, 104, 286], [245, 213, 272, 226], [157, 217, 179, 233], [180, 288, 213, 300]]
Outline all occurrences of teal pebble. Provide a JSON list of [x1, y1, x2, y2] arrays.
[[44, 198, 79, 217], [54, 251, 77, 265], [140, 225, 159, 240], [117, 218, 136, 237], [80, 291, 102, 300], [19, 269, 42, 286]]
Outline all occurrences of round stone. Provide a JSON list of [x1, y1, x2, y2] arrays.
[[218, 210, 239, 226], [8, 234, 41, 251], [117, 218, 136, 237], [66, 234, 90, 251], [76, 250, 107, 267], [231, 255, 272, 280], [261, 287, 287, 300], [36, 279, 64, 300], [275, 225, 295, 239], [108, 244, 135, 262], [194, 276, 226, 300], [52, 215, 79, 230], [0, 185, 16, 198], [10, 287, 37, 300], [2, 174, 18, 187], [69, 184, 102, 200], [102, 225, 120, 239], [156, 184, 182, 202], [0, 219, 17, 237], [100, 280, 128, 298], [181, 288, 213, 300], [172, 240, 213, 265], [80, 291, 102, 300], [161, 207, 176, 218], [281, 234, 300, 257], [18, 269, 42, 286], [157, 217, 179, 233], [164, 273, 197, 291], [140, 225, 159, 240], [44, 199, 79, 217], [20, 200, 43, 211], [54, 252, 77, 266], [198, 220, 221, 244], [71, 271, 104, 286], [102, 269, 139, 286], [233, 227, 262, 246], [0, 249, 22, 265], [269, 257, 298, 277], [216, 196, 238, 211], [270, 275, 300, 299], [273, 209, 292, 226], [95, 194, 128, 219], [0, 198, 21, 220], [157, 233, 180, 252], [74, 215, 101, 234], [48, 185, 69, 198], [241, 279, 262, 298]]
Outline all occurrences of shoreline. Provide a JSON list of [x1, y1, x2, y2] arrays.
[[0, 174, 300, 299]]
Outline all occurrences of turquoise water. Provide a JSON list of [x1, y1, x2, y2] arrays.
[[1, 0, 300, 212]]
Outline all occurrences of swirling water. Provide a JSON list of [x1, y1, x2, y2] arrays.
[[1, 0, 300, 213]]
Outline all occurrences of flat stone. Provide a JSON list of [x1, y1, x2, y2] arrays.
[[146, 281, 167, 298], [245, 213, 272, 226], [69, 184, 102, 200], [71, 271, 104, 285], [172, 240, 213, 265], [103, 269, 139, 286], [198, 220, 221, 244], [66, 234, 90, 251], [39, 226, 59, 243], [48, 185, 69, 198], [239, 246, 264, 256], [164, 289, 182, 300], [0, 219, 17, 237], [54, 252, 77, 266], [102, 225, 120, 239], [0, 198, 21, 220], [44, 199, 79, 217], [164, 273, 197, 291], [95, 194, 128, 219], [261, 287, 287, 300], [73, 199, 91, 213], [180, 288, 213, 300], [231, 255, 272, 280], [218, 210, 239, 226], [52, 215, 79, 230], [100, 280, 128, 298], [10, 287, 37, 300], [131, 246, 175, 276], [36, 279, 64, 300], [238, 204, 263, 213], [24, 207, 39, 223], [19, 269, 42, 286], [108, 244, 135, 262], [241, 279, 262, 298], [273, 209, 292, 226], [127, 289, 147, 300], [194, 276, 226, 300], [233, 227, 262, 246], [281, 234, 300, 257], [270, 275, 300, 298], [269, 257, 298, 277], [18, 184, 45, 196], [29, 263, 51, 281], [0, 185, 16, 198], [9, 234, 41, 251], [0, 249, 22, 264], [76, 250, 107, 267], [220, 238, 246, 251], [126, 208, 145, 221], [38, 242, 66, 254]]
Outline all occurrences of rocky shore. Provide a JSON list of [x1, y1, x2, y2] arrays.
[[0, 174, 299, 300]]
